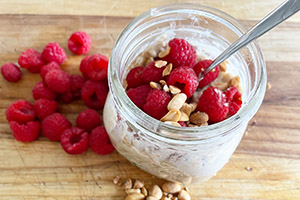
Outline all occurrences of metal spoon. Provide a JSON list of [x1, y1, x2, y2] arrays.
[[199, 0, 300, 80]]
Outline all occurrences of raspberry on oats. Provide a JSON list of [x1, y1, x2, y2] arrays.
[[194, 59, 220, 88], [167, 66, 198, 98], [89, 126, 115, 155], [40, 61, 60, 80], [81, 80, 108, 109], [142, 61, 165, 84], [85, 54, 108, 81], [143, 89, 171, 120], [68, 31, 92, 55], [18, 48, 45, 73], [32, 81, 57, 100], [10, 121, 40, 142], [34, 98, 58, 119], [197, 86, 229, 123], [61, 127, 89, 154], [45, 69, 71, 93], [225, 86, 242, 116], [1, 63, 21, 82], [41, 113, 72, 141], [127, 84, 152, 110], [6, 100, 36, 123], [161, 38, 197, 68], [76, 108, 102, 132], [126, 66, 145, 89], [80, 55, 92, 79], [42, 42, 66, 65]]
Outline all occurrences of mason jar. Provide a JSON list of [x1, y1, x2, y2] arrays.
[[103, 3, 267, 184]]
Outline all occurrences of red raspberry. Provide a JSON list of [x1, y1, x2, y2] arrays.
[[143, 89, 171, 120], [225, 86, 242, 116], [81, 80, 108, 109], [59, 91, 73, 103], [127, 84, 152, 109], [142, 61, 165, 83], [194, 60, 220, 88], [32, 81, 57, 100], [89, 126, 114, 155], [6, 100, 36, 123], [197, 86, 229, 123], [18, 48, 45, 73], [40, 61, 60, 80], [42, 42, 66, 65], [45, 69, 71, 93], [41, 113, 72, 141], [162, 38, 197, 68], [10, 121, 40, 142], [80, 55, 91, 79], [1, 63, 21, 82], [68, 31, 91, 55], [126, 66, 145, 89], [61, 127, 89, 154], [70, 75, 85, 99], [85, 54, 108, 81], [76, 109, 102, 132], [167, 66, 199, 98], [34, 98, 58, 119]]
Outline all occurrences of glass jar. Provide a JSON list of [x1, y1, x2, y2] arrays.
[[103, 3, 267, 184]]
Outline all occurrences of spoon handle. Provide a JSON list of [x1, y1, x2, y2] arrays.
[[200, 0, 300, 78]]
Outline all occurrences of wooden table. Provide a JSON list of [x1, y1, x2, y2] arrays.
[[0, 1, 299, 199]]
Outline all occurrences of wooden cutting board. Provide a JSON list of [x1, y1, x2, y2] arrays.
[[0, 1, 299, 199]]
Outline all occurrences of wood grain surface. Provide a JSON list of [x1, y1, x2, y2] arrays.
[[0, 1, 300, 199]]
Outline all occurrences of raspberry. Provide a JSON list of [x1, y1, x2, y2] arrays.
[[80, 55, 91, 79], [127, 84, 152, 109], [197, 86, 229, 123], [89, 126, 114, 155], [1, 63, 21, 82], [34, 98, 58, 119], [225, 86, 242, 116], [126, 66, 145, 89], [41, 113, 72, 141], [178, 121, 187, 127], [68, 31, 91, 55], [40, 61, 60, 80], [81, 80, 108, 109], [10, 121, 40, 142], [45, 69, 71, 93], [42, 42, 66, 65], [18, 48, 45, 73], [194, 60, 220, 88], [70, 75, 85, 99], [6, 100, 36, 123], [161, 38, 197, 68], [85, 54, 108, 81], [32, 81, 57, 100], [61, 127, 89, 154], [59, 91, 73, 103], [142, 61, 164, 83], [167, 66, 199, 98], [143, 89, 171, 120], [76, 109, 102, 132]]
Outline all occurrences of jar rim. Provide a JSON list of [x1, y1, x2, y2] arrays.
[[109, 3, 267, 141]]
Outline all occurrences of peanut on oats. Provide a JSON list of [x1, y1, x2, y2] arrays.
[[163, 63, 173, 77], [160, 109, 181, 122], [189, 111, 209, 126], [214, 82, 228, 91], [180, 103, 197, 117], [145, 57, 154, 65], [150, 81, 162, 90], [168, 93, 187, 110], [155, 60, 168, 68], [169, 85, 181, 95], [229, 76, 241, 87], [163, 84, 170, 92], [158, 47, 170, 58], [219, 61, 227, 72], [164, 121, 181, 127], [178, 112, 189, 122]]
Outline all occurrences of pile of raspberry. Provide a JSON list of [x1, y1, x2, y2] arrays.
[[1, 31, 114, 155], [125, 38, 243, 126]]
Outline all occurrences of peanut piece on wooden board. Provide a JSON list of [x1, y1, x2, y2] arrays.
[[141, 187, 148, 196], [125, 188, 141, 194], [155, 60, 168, 68], [125, 193, 145, 200], [162, 182, 182, 194], [168, 93, 187, 111], [178, 190, 191, 200], [113, 176, 121, 185], [146, 196, 158, 200], [160, 109, 181, 122], [133, 180, 144, 189], [149, 184, 163, 199], [123, 178, 133, 189]]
